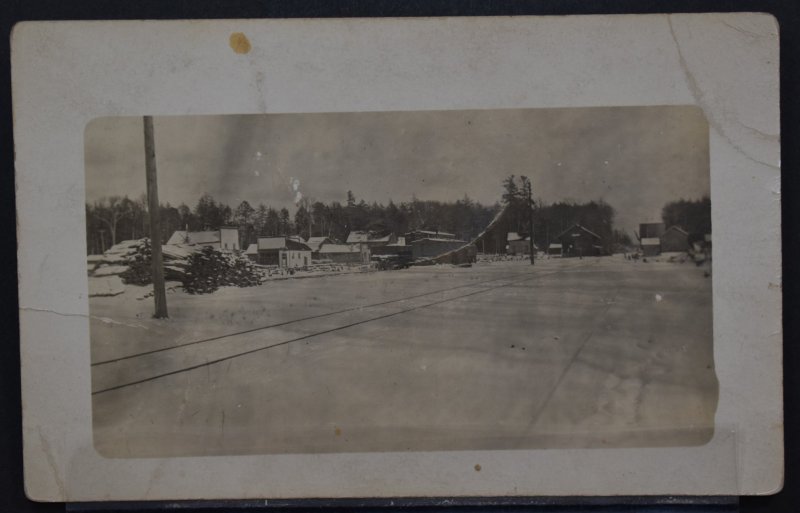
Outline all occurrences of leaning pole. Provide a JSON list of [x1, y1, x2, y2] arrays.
[[143, 115, 168, 318]]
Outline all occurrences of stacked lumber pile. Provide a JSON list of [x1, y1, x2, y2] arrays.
[[115, 239, 184, 285], [182, 246, 262, 294], [88, 239, 263, 294]]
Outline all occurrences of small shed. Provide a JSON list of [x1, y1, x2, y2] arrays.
[[661, 226, 689, 252], [548, 243, 563, 256], [507, 232, 537, 255], [640, 237, 661, 256]]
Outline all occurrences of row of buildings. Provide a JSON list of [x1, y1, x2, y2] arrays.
[[164, 220, 708, 269], [505, 224, 605, 258], [637, 222, 709, 257], [166, 227, 469, 268]]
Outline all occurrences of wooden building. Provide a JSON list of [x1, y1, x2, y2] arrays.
[[507, 232, 537, 255], [548, 243, 563, 256], [661, 226, 690, 253], [411, 238, 468, 259], [404, 230, 456, 245], [640, 237, 661, 256], [256, 237, 312, 268], [166, 226, 240, 251], [639, 222, 665, 239], [305, 236, 334, 258], [317, 243, 368, 264], [346, 231, 398, 247], [556, 224, 604, 257]]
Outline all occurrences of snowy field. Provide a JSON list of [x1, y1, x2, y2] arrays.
[[90, 255, 716, 457]]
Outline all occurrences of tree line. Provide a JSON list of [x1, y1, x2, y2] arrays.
[[660, 196, 711, 237], [85, 192, 500, 255], [86, 179, 708, 256], [499, 175, 628, 253]]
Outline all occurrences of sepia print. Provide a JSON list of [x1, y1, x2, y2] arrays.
[[85, 107, 715, 458]]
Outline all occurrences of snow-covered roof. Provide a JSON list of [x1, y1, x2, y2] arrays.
[[664, 226, 689, 236], [369, 234, 394, 242], [641, 237, 661, 246], [346, 231, 396, 243], [412, 238, 467, 244], [346, 231, 370, 243], [319, 244, 360, 254], [549, 243, 562, 249], [507, 232, 523, 241], [258, 237, 288, 250], [407, 229, 456, 238], [167, 230, 221, 246], [556, 223, 602, 240], [305, 237, 331, 252], [245, 243, 258, 255]]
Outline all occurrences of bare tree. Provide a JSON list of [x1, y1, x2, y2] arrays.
[[91, 196, 132, 246]]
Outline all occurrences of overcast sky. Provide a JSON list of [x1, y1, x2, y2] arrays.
[[85, 106, 709, 234]]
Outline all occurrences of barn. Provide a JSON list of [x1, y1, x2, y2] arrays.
[[556, 224, 604, 257], [661, 226, 689, 253], [256, 237, 312, 268]]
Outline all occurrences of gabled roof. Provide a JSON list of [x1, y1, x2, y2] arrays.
[[258, 237, 311, 251], [167, 230, 221, 246], [346, 231, 395, 243], [411, 237, 467, 244], [641, 237, 661, 246], [318, 244, 360, 254], [258, 237, 288, 250], [369, 233, 394, 243], [406, 229, 456, 238], [346, 231, 370, 243], [556, 223, 601, 240], [305, 236, 332, 252], [664, 225, 689, 236]]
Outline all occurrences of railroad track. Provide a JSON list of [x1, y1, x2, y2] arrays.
[[92, 259, 596, 395]]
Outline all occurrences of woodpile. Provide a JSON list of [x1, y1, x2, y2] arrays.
[[88, 238, 263, 294], [182, 246, 262, 294]]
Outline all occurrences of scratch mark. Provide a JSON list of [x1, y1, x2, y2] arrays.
[[37, 428, 66, 498], [667, 16, 779, 170]]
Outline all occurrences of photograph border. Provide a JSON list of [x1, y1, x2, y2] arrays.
[[3, 3, 792, 508]]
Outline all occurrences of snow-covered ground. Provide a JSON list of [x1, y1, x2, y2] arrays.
[[90, 255, 716, 457]]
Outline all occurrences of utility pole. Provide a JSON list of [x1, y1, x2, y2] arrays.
[[144, 116, 168, 318], [522, 176, 534, 265]]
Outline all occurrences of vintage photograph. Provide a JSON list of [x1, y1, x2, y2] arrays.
[[85, 107, 715, 458]]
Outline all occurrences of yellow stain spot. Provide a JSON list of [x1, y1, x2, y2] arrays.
[[474, 464, 481, 472], [334, 427, 342, 437], [229, 32, 251, 54]]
